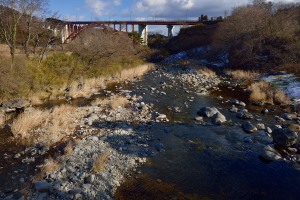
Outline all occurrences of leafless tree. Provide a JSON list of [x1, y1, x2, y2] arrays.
[[0, 0, 48, 65], [68, 28, 145, 66], [214, 1, 300, 68]]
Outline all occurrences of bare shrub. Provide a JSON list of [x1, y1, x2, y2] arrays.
[[196, 67, 216, 78], [93, 151, 111, 173], [226, 70, 260, 81], [11, 109, 50, 138]]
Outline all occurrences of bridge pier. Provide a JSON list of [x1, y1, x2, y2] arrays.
[[138, 24, 148, 45], [61, 24, 70, 43], [167, 25, 174, 39]]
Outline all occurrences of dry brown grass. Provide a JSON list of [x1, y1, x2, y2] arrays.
[[92, 95, 129, 109], [93, 151, 110, 173], [68, 77, 105, 98], [33, 157, 60, 182], [274, 90, 291, 105], [248, 81, 271, 102], [196, 67, 216, 78], [248, 81, 290, 104], [116, 64, 155, 81], [11, 109, 50, 138], [11, 105, 86, 146], [226, 70, 260, 82], [63, 140, 75, 155], [28, 96, 43, 106], [0, 112, 5, 127]]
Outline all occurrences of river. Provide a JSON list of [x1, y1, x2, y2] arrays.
[[1, 64, 300, 199]]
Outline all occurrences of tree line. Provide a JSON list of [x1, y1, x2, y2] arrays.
[[214, 0, 300, 71], [0, 0, 56, 66]]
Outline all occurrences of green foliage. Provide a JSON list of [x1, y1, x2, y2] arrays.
[[28, 53, 86, 91], [128, 32, 143, 44]]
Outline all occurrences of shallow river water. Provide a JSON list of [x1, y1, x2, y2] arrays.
[[1, 65, 300, 199], [115, 66, 300, 199]]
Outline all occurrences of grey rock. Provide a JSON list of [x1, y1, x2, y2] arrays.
[[155, 143, 165, 152], [236, 110, 253, 119], [260, 145, 282, 161], [275, 125, 282, 129], [281, 113, 297, 120], [194, 116, 203, 122], [156, 114, 168, 122], [212, 112, 226, 125], [261, 108, 268, 114], [242, 121, 257, 133], [35, 181, 51, 192], [243, 137, 254, 143], [266, 127, 272, 134], [197, 107, 219, 118], [229, 105, 238, 113], [275, 116, 285, 123], [74, 193, 83, 200], [288, 124, 300, 131], [82, 184, 91, 190], [231, 99, 246, 107], [256, 123, 266, 130], [84, 175, 95, 184], [272, 128, 298, 148]]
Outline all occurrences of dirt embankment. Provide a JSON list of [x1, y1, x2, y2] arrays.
[[166, 24, 218, 53]]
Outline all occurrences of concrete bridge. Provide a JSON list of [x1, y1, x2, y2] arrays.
[[54, 20, 218, 44]]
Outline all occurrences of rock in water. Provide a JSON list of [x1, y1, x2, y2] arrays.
[[197, 107, 219, 118], [236, 110, 253, 119], [260, 145, 282, 161], [242, 121, 257, 133], [212, 112, 227, 125], [272, 128, 298, 148], [256, 123, 266, 130], [34, 180, 51, 192]]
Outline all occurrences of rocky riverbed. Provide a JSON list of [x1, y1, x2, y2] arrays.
[[2, 61, 300, 199]]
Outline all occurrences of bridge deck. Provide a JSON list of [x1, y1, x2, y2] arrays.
[[64, 20, 219, 26]]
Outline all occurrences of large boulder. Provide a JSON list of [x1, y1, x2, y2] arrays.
[[197, 107, 219, 118], [272, 128, 298, 148], [212, 112, 226, 125]]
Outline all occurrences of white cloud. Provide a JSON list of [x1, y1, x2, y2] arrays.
[[134, 0, 300, 19], [63, 15, 85, 21], [85, 0, 122, 16]]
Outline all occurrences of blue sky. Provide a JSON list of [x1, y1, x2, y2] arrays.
[[48, 0, 299, 34], [49, 0, 300, 21]]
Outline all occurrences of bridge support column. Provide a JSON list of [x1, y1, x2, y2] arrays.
[[138, 24, 148, 45], [167, 25, 174, 39], [61, 24, 70, 43]]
